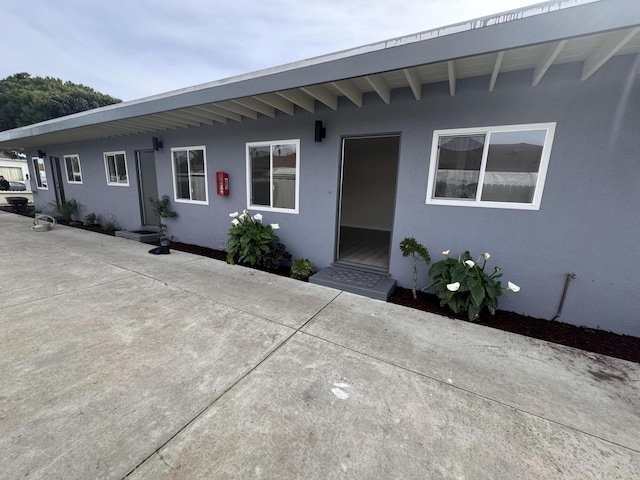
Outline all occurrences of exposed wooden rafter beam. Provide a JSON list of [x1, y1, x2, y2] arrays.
[[134, 114, 188, 130], [113, 118, 165, 132], [300, 84, 338, 110], [331, 80, 363, 107], [157, 112, 208, 127], [232, 97, 276, 118], [365, 74, 391, 104], [532, 40, 567, 86], [489, 51, 505, 92], [254, 93, 295, 115], [192, 105, 242, 122], [276, 89, 315, 113], [582, 27, 640, 80], [178, 107, 228, 124], [214, 100, 258, 120], [403, 68, 422, 100], [447, 61, 457, 96]]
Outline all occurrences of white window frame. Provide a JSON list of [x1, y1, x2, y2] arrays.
[[170, 146, 209, 205], [63, 154, 82, 184], [103, 151, 129, 186], [246, 139, 300, 214], [32, 157, 48, 190], [426, 123, 556, 211]]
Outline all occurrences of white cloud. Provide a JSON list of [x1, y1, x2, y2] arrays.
[[3, 0, 540, 101]]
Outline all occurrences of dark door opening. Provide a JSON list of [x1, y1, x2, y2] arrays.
[[50, 156, 65, 207], [337, 135, 400, 271], [136, 150, 160, 227]]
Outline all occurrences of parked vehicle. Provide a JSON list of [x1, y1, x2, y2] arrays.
[[9, 181, 26, 191]]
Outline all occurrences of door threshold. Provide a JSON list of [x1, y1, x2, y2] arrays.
[[333, 260, 389, 276]]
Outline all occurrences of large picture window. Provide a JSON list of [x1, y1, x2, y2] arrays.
[[32, 157, 48, 189], [104, 151, 129, 186], [171, 146, 208, 204], [64, 154, 82, 183], [426, 123, 556, 210], [247, 139, 299, 213]]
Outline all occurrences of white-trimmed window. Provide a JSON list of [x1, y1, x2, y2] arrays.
[[171, 146, 208, 204], [426, 123, 556, 210], [247, 139, 299, 213], [104, 151, 129, 186], [64, 154, 82, 184], [32, 157, 48, 189]]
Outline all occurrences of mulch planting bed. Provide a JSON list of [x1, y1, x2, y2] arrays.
[[3, 206, 637, 363]]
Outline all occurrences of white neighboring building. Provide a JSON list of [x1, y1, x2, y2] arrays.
[[0, 157, 31, 191]]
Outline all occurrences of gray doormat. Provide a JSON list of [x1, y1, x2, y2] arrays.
[[309, 267, 396, 301], [326, 268, 381, 288]]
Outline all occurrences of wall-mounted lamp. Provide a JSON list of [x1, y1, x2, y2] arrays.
[[152, 137, 164, 151], [37, 149, 46, 158], [314, 120, 326, 142]]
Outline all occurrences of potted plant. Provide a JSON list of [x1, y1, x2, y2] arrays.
[[148, 195, 177, 254]]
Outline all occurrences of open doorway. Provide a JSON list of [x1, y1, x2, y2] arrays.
[[337, 135, 400, 271], [136, 150, 160, 227], [49, 156, 65, 208]]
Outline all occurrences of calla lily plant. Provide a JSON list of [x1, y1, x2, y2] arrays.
[[426, 250, 520, 321]]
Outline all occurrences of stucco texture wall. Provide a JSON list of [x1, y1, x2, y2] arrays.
[[25, 55, 639, 336]]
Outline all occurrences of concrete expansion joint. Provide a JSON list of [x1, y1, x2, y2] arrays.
[[295, 331, 640, 455], [124, 290, 343, 478]]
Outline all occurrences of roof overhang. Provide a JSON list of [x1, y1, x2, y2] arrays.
[[2, 0, 640, 150]]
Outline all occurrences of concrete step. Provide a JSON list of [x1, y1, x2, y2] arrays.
[[114, 229, 160, 243], [309, 266, 396, 301]]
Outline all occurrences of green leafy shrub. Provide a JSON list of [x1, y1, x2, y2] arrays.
[[259, 242, 292, 271], [399, 237, 431, 299], [83, 213, 96, 226], [226, 210, 280, 266], [426, 250, 520, 321], [49, 198, 78, 223], [290, 258, 317, 280], [101, 213, 117, 232], [102, 221, 116, 232]]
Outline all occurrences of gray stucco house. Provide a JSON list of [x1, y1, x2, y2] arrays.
[[1, 0, 638, 336]]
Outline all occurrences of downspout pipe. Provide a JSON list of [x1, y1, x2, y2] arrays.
[[552, 273, 577, 321]]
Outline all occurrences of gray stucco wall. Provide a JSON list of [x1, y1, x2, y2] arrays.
[[26, 54, 639, 336]]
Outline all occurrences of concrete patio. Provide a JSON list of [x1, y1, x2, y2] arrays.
[[1, 211, 638, 479]]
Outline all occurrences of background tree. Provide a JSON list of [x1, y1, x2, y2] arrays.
[[0, 73, 121, 131]]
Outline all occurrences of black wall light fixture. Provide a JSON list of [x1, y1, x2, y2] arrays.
[[314, 121, 326, 142], [152, 137, 164, 151], [37, 149, 46, 158]]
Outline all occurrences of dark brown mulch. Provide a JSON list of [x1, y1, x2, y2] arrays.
[[3, 206, 637, 363], [388, 287, 640, 364]]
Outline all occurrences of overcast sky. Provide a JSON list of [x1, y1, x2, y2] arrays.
[[5, 0, 545, 101]]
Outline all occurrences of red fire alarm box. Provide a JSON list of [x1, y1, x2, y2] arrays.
[[216, 171, 229, 196]]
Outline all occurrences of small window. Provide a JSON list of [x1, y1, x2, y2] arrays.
[[426, 123, 556, 210], [32, 157, 48, 189], [247, 139, 299, 213], [171, 146, 208, 204], [104, 151, 129, 186], [64, 154, 82, 184]]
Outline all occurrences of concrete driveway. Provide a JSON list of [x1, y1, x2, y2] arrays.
[[1, 211, 639, 479]]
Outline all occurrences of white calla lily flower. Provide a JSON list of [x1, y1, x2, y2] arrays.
[[270, 223, 280, 230], [507, 281, 520, 292], [482, 253, 490, 260], [446, 282, 460, 292], [442, 250, 450, 257], [254, 213, 263, 223], [464, 260, 475, 268], [229, 211, 239, 218], [231, 218, 240, 226]]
